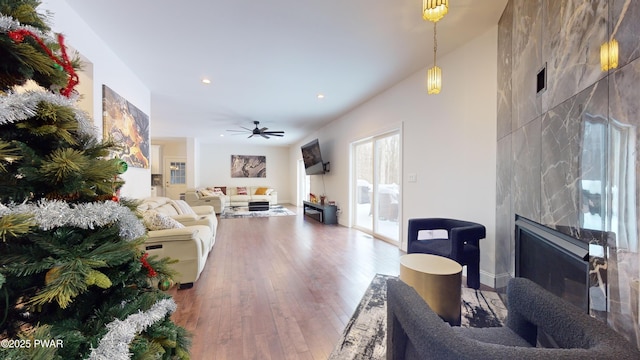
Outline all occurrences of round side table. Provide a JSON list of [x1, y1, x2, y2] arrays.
[[399, 253, 462, 325]]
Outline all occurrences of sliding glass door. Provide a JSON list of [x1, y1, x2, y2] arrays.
[[352, 130, 401, 243]]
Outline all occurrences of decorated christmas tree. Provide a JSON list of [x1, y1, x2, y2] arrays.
[[0, 1, 190, 359]]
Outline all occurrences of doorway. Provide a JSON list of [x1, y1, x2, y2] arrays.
[[163, 156, 187, 199], [352, 130, 401, 243]]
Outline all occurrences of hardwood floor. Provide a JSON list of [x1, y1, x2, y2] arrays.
[[167, 206, 404, 359]]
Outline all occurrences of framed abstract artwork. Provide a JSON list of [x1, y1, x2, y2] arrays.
[[231, 155, 266, 178], [102, 85, 150, 169]]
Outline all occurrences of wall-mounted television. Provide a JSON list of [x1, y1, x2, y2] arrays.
[[301, 139, 327, 175]]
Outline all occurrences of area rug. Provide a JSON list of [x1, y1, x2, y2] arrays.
[[220, 205, 296, 219], [328, 274, 508, 360]]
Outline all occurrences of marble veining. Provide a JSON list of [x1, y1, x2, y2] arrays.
[[497, 0, 640, 348], [541, 0, 608, 113], [511, 0, 543, 130], [495, 136, 512, 282], [540, 79, 608, 230], [611, 0, 640, 69], [497, 0, 513, 140], [512, 118, 541, 223]]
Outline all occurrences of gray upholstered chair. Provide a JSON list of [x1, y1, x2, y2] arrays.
[[387, 277, 640, 359], [407, 218, 485, 289]]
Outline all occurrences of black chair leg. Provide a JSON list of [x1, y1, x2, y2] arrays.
[[466, 263, 480, 290]]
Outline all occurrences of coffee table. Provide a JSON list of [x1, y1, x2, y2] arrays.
[[248, 201, 270, 211], [399, 253, 462, 325]]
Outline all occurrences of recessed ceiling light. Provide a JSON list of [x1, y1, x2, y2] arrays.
[[317, 93, 325, 99], [202, 78, 211, 84], [219, 134, 224, 137]]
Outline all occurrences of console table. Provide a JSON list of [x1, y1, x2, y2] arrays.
[[303, 201, 337, 225]]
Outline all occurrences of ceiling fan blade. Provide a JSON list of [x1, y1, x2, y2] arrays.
[[260, 127, 268, 131], [265, 133, 284, 137], [227, 129, 248, 133], [240, 126, 254, 131], [263, 131, 284, 134], [260, 134, 269, 139]]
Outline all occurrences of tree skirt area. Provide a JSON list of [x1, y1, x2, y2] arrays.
[[220, 205, 296, 219], [328, 274, 508, 360]]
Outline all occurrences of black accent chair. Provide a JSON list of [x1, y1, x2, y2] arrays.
[[386, 277, 640, 359], [407, 218, 485, 289]]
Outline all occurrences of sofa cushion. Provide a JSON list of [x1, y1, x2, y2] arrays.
[[230, 194, 251, 202], [251, 195, 271, 202], [143, 210, 185, 231], [255, 187, 269, 195], [172, 199, 196, 215]]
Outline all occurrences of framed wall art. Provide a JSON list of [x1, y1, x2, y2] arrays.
[[231, 155, 266, 178], [102, 85, 150, 169]]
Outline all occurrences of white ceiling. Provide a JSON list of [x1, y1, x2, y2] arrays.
[[63, 0, 507, 146]]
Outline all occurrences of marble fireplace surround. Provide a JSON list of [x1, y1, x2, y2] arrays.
[[496, 0, 640, 349]]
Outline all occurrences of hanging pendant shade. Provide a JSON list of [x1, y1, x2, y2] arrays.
[[427, 22, 441, 94], [427, 66, 442, 94], [423, 0, 449, 22]]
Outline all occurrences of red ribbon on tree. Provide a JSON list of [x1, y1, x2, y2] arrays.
[[8, 29, 79, 97], [140, 252, 157, 277]]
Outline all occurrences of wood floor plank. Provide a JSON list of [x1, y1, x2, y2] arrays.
[[168, 206, 404, 359]]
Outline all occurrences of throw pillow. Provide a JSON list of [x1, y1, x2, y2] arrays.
[[265, 188, 274, 196], [255, 187, 269, 195], [212, 186, 226, 195], [171, 200, 196, 215], [143, 210, 185, 231], [236, 186, 248, 195], [213, 187, 225, 196]]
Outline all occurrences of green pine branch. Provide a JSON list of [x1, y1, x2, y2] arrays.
[[0, 141, 22, 172], [0, 212, 35, 241], [19, 101, 79, 145], [0, 1, 50, 31]]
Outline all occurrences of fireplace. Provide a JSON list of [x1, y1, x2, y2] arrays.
[[515, 216, 590, 312]]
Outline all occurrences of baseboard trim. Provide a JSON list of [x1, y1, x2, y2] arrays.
[[479, 271, 511, 290]]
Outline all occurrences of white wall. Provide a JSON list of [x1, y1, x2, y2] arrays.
[[288, 26, 499, 286], [40, 0, 152, 199], [198, 144, 291, 203]]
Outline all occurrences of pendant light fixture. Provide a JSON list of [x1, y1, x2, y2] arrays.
[[427, 22, 441, 94], [423, 0, 448, 23]]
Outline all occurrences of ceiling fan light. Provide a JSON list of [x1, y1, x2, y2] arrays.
[[423, 0, 448, 22]]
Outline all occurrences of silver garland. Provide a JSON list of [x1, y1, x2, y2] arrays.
[[0, 15, 56, 44], [1, 15, 97, 138], [86, 298, 177, 360], [0, 90, 97, 138], [0, 199, 145, 241], [2, 14, 173, 359]]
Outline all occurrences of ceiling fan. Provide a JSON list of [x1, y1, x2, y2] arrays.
[[227, 121, 285, 139]]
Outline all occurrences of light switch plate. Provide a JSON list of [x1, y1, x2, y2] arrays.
[[408, 173, 417, 183]]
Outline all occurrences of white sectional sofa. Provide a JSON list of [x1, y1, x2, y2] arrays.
[[137, 197, 217, 289], [185, 186, 277, 214]]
